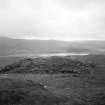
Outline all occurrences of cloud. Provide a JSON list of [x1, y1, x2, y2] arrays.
[[0, 0, 105, 40]]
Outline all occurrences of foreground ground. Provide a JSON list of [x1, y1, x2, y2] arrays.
[[0, 73, 105, 105], [0, 55, 105, 105]]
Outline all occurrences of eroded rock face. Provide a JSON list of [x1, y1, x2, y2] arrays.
[[0, 78, 61, 105]]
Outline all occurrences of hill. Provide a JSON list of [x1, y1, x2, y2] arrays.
[[0, 78, 65, 105], [1, 37, 105, 57], [1, 37, 105, 67], [0, 56, 23, 67], [1, 55, 105, 105], [0, 56, 94, 74], [71, 54, 105, 65], [0, 37, 69, 57], [67, 40, 105, 54]]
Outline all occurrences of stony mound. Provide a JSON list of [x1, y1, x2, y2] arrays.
[[0, 56, 95, 74]]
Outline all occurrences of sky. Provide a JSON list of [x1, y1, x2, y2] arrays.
[[0, 0, 105, 41]]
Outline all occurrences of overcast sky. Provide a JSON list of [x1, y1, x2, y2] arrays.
[[0, 0, 105, 41]]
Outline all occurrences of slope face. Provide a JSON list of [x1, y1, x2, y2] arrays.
[[0, 78, 62, 105], [1, 37, 105, 57], [0, 37, 69, 56], [0, 56, 94, 74]]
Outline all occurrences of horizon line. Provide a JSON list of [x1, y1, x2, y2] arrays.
[[1, 36, 105, 42]]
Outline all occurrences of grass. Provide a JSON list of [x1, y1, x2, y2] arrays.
[[0, 78, 67, 105], [0, 73, 105, 105], [0, 55, 105, 105]]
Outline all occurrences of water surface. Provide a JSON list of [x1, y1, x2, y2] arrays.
[[40, 53, 89, 57]]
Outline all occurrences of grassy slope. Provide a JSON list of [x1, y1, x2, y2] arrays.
[[0, 73, 105, 105], [0, 56, 94, 74], [0, 78, 69, 105], [0, 57, 23, 68], [0, 37, 69, 56], [0, 55, 105, 105]]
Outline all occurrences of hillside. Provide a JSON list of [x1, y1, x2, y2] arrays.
[[1, 37, 105, 57], [1, 37, 105, 68], [0, 37, 69, 56], [71, 54, 105, 65], [0, 78, 65, 105], [0, 56, 95, 74], [0, 55, 105, 105], [0, 56, 23, 67], [1, 54, 105, 75], [67, 40, 105, 54]]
